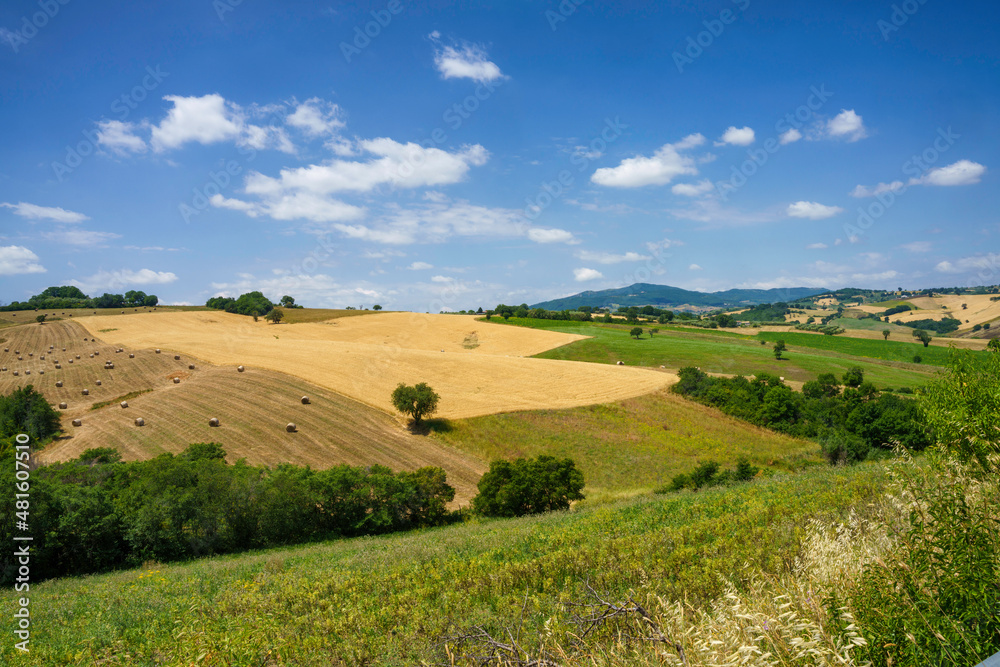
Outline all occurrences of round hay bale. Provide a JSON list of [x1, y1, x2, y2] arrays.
[[301, 396, 310, 405], [188, 364, 195, 370], [55, 364, 61, 369], [56, 381, 63, 387], [17, 356, 23, 361], [209, 417, 220, 427], [72, 419, 81, 427], [286, 423, 297, 433], [174, 355, 180, 360], [38, 370, 44, 375], [12, 371, 18, 377], [14, 350, 19, 354], [173, 377, 180, 384], [120, 401, 128, 409], [89, 354, 94, 358], [155, 349, 161, 354], [24, 370, 30, 375], [75, 355, 80, 359], [616, 360, 624, 365], [134, 417, 145, 427], [237, 365, 245, 372], [59, 403, 67, 410], [121, 310, 125, 314], [62, 347, 66, 351], [128, 353, 134, 358], [28, 353, 33, 357], [68, 359, 73, 364], [95, 380, 102, 386], [94, 350, 99, 356], [82, 389, 89, 395], [40, 355, 45, 360]]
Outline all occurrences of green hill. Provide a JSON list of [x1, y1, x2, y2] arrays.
[[531, 283, 827, 311]]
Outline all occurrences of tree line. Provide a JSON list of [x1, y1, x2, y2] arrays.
[[0, 286, 158, 311]]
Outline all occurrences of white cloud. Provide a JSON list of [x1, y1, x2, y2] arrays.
[[40, 229, 122, 246], [645, 238, 683, 253], [934, 253, 1000, 274], [591, 134, 703, 188], [433, 44, 506, 83], [575, 250, 650, 264], [430, 275, 452, 283], [0, 246, 46, 275], [285, 98, 345, 137], [688, 263, 702, 271], [527, 228, 577, 244], [826, 109, 867, 142], [787, 201, 844, 220], [573, 267, 603, 282], [806, 242, 828, 249], [901, 241, 931, 252], [850, 181, 905, 198], [669, 200, 782, 226], [150, 94, 244, 151], [671, 179, 714, 197], [1, 202, 89, 223], [407, 261, 433, 270], [715, 126, 755, 146], [910, 159, 986, 187], [72, 268, 178, 292], [779, 128, 802, 145], [96, 120, 147, 154], [209, 195, 262, 216]]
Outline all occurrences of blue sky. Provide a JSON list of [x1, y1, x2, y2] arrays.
[[1, 0, 997, 310]]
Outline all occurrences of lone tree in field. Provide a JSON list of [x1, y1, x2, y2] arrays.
[[912, 328, 932, 347], [773, 339, 787, 360], [372, 304, 382, 310], [649, 328, 659, 337], [630, 327, 643, 339], [391, 382, 440, 426], [265, 308, 284, 324], [882, 329, 891, 340], [36, 314, 47, 324]]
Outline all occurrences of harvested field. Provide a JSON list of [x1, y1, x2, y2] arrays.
[[0, 319, 485, 503], [76, 311, 673, 418]]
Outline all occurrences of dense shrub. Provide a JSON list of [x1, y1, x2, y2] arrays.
[[472, 455, 584, 517], [0, 385, 61, 444]]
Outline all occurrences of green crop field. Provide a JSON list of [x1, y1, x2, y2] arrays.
[[753, 330, 969, 367], [0, 462, 889, 666], [433, 389, 821, 502], [496, 318, 939, 388]]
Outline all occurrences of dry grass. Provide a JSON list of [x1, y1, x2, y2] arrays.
[[74, 311, 674, 418], [0, 319, 485, 503]]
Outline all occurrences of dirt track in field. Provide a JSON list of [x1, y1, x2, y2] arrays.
[[74, 310, 676, 419]]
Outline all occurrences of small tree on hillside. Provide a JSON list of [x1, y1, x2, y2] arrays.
[[882, 329, 890, 340], [391, 382, 440, 427], [773, 339, 787, 360], [265, 308, 284, 324], [372, 304, 382, 310], [472, 455, 585, 517], [36, 314, 47, 324], [843, 366, 865, 388], [912, 329, 932, 347], [649, 328, 659, 337], [630, 327, 643, 339]]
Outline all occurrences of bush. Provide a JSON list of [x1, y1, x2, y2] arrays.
[[0, 385, 61, 442], [472, 455, 584, 517]]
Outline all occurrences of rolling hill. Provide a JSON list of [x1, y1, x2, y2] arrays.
[[531, 283, 827, 311]]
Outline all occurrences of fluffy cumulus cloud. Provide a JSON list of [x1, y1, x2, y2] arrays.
[[779, 128, 802, 145], [787, 201, 844, 220], [910, 159, 986, 187], [575, 250, 650, 264], [96, 120, 147, 154], [0, 245, 46, 275], [671, 179, 714, 197], [826, 109, 867, 142], [688, 263, 702, 271], [851, 181, 905, 198], [210, 273, 383, 309], [432, 42, 507, 83], [573, 267, 603, 282], [935, 252, 1000, 274], [285, 98, 345, 137], [527, 228, 577, 244], [591, 133, 703, 188], [1, 202, 89, 223], [715, 126, 755, 146], [72, 268, 178, 292], [214, 140, 489, 225], [407, 261, 433, 270], [147, 94, 294, 153]]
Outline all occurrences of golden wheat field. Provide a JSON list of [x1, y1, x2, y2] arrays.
[[0, 318, 488, 501], [72, 310, 675, 418]]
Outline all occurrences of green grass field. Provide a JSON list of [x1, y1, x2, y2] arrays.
[[753, 330, 966, 368], [433, 389, 821, 502], [497, 318, 939, 388], [0, 462, 889, 665]]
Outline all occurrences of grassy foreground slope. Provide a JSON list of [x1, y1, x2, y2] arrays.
[[0, 462, 888, 665], [433, 389, 820, 501], [502, 318, 939, 387]]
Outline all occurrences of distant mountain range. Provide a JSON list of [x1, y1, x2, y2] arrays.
[[531, 283, 828, 311]]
